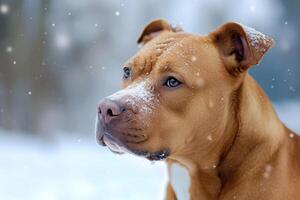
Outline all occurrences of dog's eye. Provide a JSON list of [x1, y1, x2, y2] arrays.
[[164, 77, 182, 88], [123, 67, 131, 79]]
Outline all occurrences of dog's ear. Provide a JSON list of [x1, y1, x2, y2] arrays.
[[209, 22, 274, 75], [137, 19, 183, 45]]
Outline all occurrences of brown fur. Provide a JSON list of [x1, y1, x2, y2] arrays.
[[97, 19, 300, 200]]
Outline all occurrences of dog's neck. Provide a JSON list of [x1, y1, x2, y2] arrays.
[[167, 75, 286, 199]]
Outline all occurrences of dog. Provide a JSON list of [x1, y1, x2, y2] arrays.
[[95, 19, 300, 200]]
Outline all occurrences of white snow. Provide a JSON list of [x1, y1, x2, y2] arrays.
[[0, 132, 167, 200], [6, 46, 13, 53], [55, 33, 71, 50], [107, 80, 157, 114], [0, 4, 9, 15], [249, 5, 256, 12], [240, 24, 273, 53]]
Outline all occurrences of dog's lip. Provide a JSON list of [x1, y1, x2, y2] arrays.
[[102, 132, 126, 154], [96, 134, 106, 146], [102, 132, 170, 160]]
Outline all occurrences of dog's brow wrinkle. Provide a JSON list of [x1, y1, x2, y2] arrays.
[[157, 37, 188, 61], [145, 55, 150, 71], [140, 57, 146, 70], [150, 53, 156, 70]]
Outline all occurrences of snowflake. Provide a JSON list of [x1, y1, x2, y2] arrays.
[[207, 135, 213, 141], [0, 4, 9, 15], [28, 91, 32, 95], [13, 60, 16, 65], [6, 46, 13, 53], [191, 56, 197, 62], [115, 11, 120, 16], [55, 33, 71, 50]]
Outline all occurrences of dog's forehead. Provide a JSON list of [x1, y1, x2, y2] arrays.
[[128, 33, 188, 70], [127, 33, 213, 76]]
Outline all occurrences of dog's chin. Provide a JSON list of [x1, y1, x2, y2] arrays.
[[101, 133, 170, 161], [130, 148, 170, 161]]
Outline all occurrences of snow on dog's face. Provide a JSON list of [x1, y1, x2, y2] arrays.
[[108, 79, 157, 115], [96, 19, 274, 161], [96, 77, 164, 159]]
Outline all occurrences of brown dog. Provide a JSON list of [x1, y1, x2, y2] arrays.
[[95, 19, 300, 200]]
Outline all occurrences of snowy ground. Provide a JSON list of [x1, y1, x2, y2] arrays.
[[0, 100, 299, 200]]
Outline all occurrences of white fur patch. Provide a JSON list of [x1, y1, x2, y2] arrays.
[[170, 163, 191, 200], [106, 80, 156, 114]]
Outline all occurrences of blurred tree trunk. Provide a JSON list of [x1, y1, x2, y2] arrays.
[[0, 0, 54, 133], [0, 0, 20, 131]]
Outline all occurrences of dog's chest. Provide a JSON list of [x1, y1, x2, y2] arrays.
[[170, 163, 191, 200]]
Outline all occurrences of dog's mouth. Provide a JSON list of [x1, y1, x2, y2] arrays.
[[98, 131, 170, 161], [95, 116, 169, 161], [101, 132, 126, 154]]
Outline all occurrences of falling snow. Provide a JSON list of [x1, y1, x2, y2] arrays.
[[55, 33, 71, 50], [191, 56, 197, 62], [0, 4, 9, 15], [263, 164, 273, 179], [207, 135, 213, 141], [6, 46, 13, 53], [0, 1, 299, 199]]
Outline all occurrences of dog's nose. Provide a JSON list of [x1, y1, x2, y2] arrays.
[[98, 99, 125, 124]]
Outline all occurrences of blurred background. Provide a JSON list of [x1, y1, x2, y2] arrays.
[[0, 0, 299, 199]]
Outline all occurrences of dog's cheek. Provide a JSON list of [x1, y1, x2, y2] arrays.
[[160, 88, 195, 115]]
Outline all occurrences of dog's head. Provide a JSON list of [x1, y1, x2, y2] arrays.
[[96, 19, 274, 161]]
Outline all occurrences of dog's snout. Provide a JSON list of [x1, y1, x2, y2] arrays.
[[98, 99, 126, 123]]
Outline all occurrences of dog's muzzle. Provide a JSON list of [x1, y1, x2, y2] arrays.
[[95, 98, 126, 149]]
